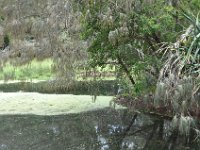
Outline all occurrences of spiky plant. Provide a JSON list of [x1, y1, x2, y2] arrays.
[[156, 12, 200, 136]]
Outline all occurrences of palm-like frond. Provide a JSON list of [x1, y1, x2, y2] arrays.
[[155, 12, 200, 113], [181, 10, 200, 32]]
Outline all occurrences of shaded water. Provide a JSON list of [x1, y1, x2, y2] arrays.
[[0, 108, 199, 150]]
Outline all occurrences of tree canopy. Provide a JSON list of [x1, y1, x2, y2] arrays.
[[79, 0, 200, 95]]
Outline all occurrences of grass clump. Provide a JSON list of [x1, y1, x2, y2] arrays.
[[0, 59, 54, 81]]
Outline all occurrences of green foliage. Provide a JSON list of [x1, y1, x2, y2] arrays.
[[79, 0, 200, 96], [79, 0, 188, 94], [75, 2, 200, 110]]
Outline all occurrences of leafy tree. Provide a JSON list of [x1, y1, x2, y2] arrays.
[[79, 0, 188, 94]]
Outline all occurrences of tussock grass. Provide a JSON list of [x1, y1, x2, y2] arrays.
[[0, 59, 54, 81]]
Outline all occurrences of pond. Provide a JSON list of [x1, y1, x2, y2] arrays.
[[0, 107, 199, 150]]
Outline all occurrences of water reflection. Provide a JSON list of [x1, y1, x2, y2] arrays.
[[0, 108, 199, 150]]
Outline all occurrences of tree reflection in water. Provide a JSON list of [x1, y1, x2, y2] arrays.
[[0, 108, 199, 150]]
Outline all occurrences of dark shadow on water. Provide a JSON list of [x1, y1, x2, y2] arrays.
[[0, 108, 199, 150], [0, 80, 118, 95]]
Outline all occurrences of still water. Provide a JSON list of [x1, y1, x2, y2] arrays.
[[0, 108, 199, 150]]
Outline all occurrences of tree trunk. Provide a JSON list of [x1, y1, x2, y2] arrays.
[[117, 55, 136, 85]]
